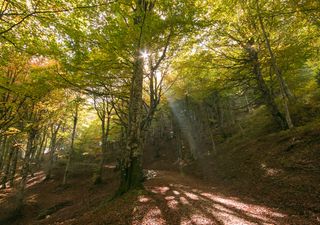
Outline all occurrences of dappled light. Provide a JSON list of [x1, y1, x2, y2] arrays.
[[26, 171, 46, 188], [184, 191, 200, 200], [165, 197, 179, 210], [179, 196, 190, 205], [26, 194, 38, 204], [133, 206, 166, 225], [173, 190, 180, 195], [138, 174, 288, 225], [181, 214, 214, 225], [1, 0, 319, 224], [151, 186, 170, 195], [138, 195, 151, 203]]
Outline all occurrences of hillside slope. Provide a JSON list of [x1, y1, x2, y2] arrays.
[[181, 123, 320, 222], [1, 123, 319, 224]]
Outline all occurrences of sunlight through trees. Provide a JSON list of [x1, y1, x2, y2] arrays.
[[0, 0, 320, 224]]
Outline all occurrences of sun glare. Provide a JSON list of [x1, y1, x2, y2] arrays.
[[141, 50, 149, 59]]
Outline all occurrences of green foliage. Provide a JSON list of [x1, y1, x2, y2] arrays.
[[76, 117, 101, 154], [0, 0, 319, 189]]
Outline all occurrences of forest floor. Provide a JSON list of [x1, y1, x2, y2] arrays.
[[0, 164, 318, 224], [1, 124, 320, 224]]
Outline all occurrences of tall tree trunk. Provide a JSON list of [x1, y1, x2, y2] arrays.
[[39, 137, 48, 164], [205, 106, 217, 155], [176, 129, 184, 174], [45, 122, 61, 180], [117, 0, 152, 195], [35, 130, 47, 168], [215, 93, 226, 138], [0, 135, 4, 170], [63, 104, 78, 186], [1, 139, 13, 189], [95, 115, 106, 184], [16, 128, 37, 210], [118, 49, 144, 194], [256, 0, 294, 129], [245, 42, 288, 130], [9, 146, 18, 187], [0, 136, 8, 171], [29, 134, 41, 178], [95, 112, 111, 184]]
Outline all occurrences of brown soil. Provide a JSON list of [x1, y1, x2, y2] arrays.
[[0, 163, 118, 225], [1, 167, 318, 224]]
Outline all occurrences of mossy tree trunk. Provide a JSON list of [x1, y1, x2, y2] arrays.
[[118, 49, 145, 194], [117, 0, 157, 195]]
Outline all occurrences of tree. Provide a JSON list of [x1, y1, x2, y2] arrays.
[[93, 95, 114, 184], [62, 95, 81, 185]]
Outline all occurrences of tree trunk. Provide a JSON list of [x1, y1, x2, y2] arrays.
[[95, 116, 106, 184], [205, 106, 217, 155], [16, 128, 37, 210], [245, 42, 288, 130], [118, 50, 144, 194], [256, 0, 294, 129], [118, 0, 159, 194], [215, 93, 227, 138], [35, 130, 47, 168], [0, 135, 5, 170], [174, 124, 186, 175], [46, 122, 61, 180], [39, 137, 48, 164], [9, 146, 18, 187], [0, 136, 8, 171], [1, 140, 13, 189], [63, 104, 78, 186], [95, 112, 111, 184]]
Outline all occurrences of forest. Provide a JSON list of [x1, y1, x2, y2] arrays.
[[0, 0, 320, 224]]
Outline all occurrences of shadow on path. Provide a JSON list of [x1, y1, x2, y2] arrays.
[[131, 170, 315, 225]]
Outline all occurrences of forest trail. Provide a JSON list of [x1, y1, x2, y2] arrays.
[[1, 164, 318, 225], [134, 170, 315, 225]]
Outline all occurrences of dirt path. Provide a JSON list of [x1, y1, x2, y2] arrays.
[[1, 166, 318, 225], [131, 170, 317, 225]]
